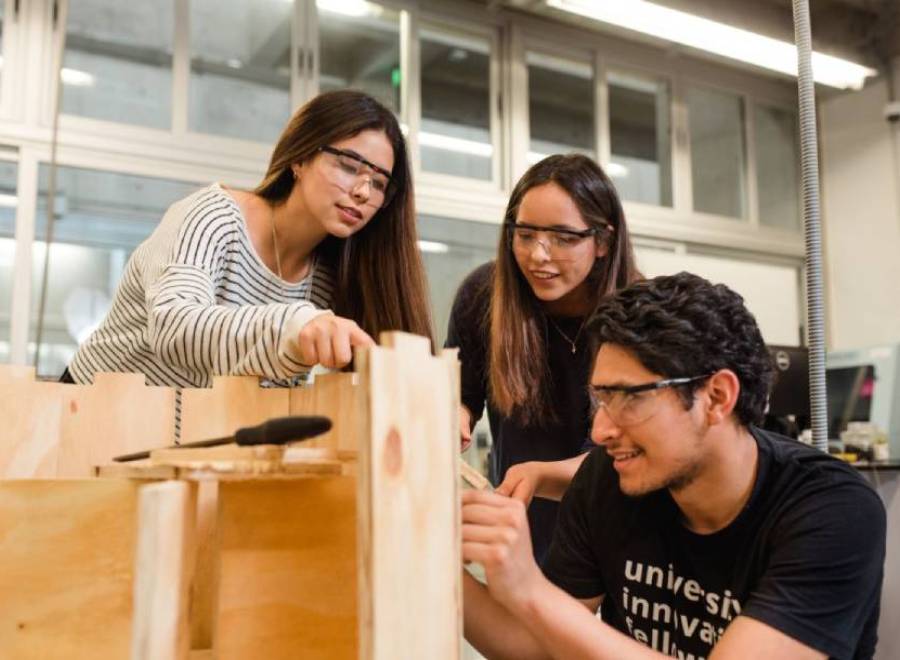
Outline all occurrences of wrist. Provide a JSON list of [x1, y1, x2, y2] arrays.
[[506, 570, 550, 621]]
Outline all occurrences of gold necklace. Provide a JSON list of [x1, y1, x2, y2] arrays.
[[548, 316, 587, 354], [269, 205, 284, 280]]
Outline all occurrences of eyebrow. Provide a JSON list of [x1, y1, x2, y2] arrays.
[[589, 381, 639, 390]]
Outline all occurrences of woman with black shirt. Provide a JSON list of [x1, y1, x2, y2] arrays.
[[446, 154, 639, 562]]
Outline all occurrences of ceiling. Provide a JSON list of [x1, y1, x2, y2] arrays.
[[489, 0, 900, 70]]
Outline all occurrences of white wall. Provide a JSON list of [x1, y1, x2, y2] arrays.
[[820, 63, 900, 351]]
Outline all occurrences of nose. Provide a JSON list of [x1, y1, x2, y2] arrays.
[[350, 177, 372, 202], [590, 404, 622, 446], [528, 236, 552, 261]]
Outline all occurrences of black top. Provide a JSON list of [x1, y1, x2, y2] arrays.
[[445, 262, 594, 562], [543, 427, 886, 660]]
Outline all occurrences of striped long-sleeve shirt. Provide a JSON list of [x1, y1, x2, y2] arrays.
[[69, 183, 334, 388]]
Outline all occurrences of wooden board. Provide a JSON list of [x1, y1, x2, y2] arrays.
[[180, 376, 290, 445], [58, 372, 176, 477], [289, 372, 364, 453], [355, 333, 461, 660], [0, 367, 175, 478], [0, 378, 63, 478], [0, 479, 142, 658], [131, 481, 196, 660], [215, 478, 357, 659]]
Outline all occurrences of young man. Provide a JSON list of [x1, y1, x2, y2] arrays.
[[462, 272, 886, 660]]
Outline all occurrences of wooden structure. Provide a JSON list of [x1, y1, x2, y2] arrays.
[[0, 333, 461, 659]]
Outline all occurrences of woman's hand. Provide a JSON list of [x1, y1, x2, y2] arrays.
[[460, 405, 473, 452], [496, 462, 543, 507], [296, 313, 375, 368]]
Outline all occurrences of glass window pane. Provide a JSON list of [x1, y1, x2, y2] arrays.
[[417, 215, 497, 347], [527, 51, 594, 164], [0, 160, 17, 363], [688, 86, 748, 219], [420, 28, 492, 181], [190, 0, 292, 143], [29, 166, 196, 376], [755, 104, 800, 231], [608, 71, 672, 207], [318, 0, 401, 113], [61, 1, 173, 129]]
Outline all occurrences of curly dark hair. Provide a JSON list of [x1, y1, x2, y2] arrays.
[[587, 271, 774, 426]]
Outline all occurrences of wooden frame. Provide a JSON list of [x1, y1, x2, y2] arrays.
[[0, 332, 461, 659]]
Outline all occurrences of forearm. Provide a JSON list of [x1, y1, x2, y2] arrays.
[[463, 571, 550, 660], [148, 274, 324, 378], [511, 579, 667, 660], [533, 454, 589, 501]]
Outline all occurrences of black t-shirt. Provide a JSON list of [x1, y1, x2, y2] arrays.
[[445, 262, 594, 562], [543, 427, 886, 660]]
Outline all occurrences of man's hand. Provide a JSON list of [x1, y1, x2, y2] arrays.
[[496, 462, 542, 506], [296, 313, 375, 368], [459, 405, 473, 452], [462, 490, 544, 610]]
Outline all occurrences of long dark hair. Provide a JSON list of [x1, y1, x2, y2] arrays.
[[254, 90, 433, 345], [489, 154, 640, 425]]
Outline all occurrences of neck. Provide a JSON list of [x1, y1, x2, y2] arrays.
[[270, 193, 328, 281], [670, 424, 758, 534], [542, 280, 593, 317]]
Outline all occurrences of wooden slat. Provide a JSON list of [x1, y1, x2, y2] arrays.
[[215, 478, 357, 659], [131, 481, 196, 660], [0, 479, 142, 658], [180, 376, 290, 445], [356, 332, 461, 660]]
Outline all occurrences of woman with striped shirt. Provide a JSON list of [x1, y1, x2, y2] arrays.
[[65, 90, 433, 388]]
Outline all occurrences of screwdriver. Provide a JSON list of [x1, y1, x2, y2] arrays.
[[113, 415, 332, 462]]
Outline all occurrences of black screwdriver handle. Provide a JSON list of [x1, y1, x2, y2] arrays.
[[234, 416, 332, 446]]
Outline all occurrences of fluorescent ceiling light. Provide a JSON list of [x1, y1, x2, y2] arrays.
[[547, 0, 877, 90], [417, 240, 450, 254], [526, 51, 592, 80], [419, 131, 493, 157], [0, 193, 18, 208], [316, 0, 382, 18], [61, 68, 96, 87], [606, 162, 629, 178]]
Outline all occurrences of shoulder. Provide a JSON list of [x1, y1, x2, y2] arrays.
[[457, 261, 495, 298], [449, 261, 495, 322], [169, 184, 241, 235], [753, 427, 885, 527]]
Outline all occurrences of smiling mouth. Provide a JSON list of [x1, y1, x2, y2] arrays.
[[608, 449, 644, 466], [530, 271, 559, 280], [337, 204, 362, 220]]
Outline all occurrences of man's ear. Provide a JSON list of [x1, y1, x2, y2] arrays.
[[703, 369, 740, 425]]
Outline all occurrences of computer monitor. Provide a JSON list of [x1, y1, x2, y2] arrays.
[[767, 345, 810, 421], [827, 344, 900, 458]]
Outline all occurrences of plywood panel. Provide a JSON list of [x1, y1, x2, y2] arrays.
[[0, 479, 142, 658], [215, 478, 357, 659], [58, 372, 176, 477], [289, 373, 363, 453], [356, 333, 461, 660], [0, 377, 64, 478], [180, 376, 290, 445]]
